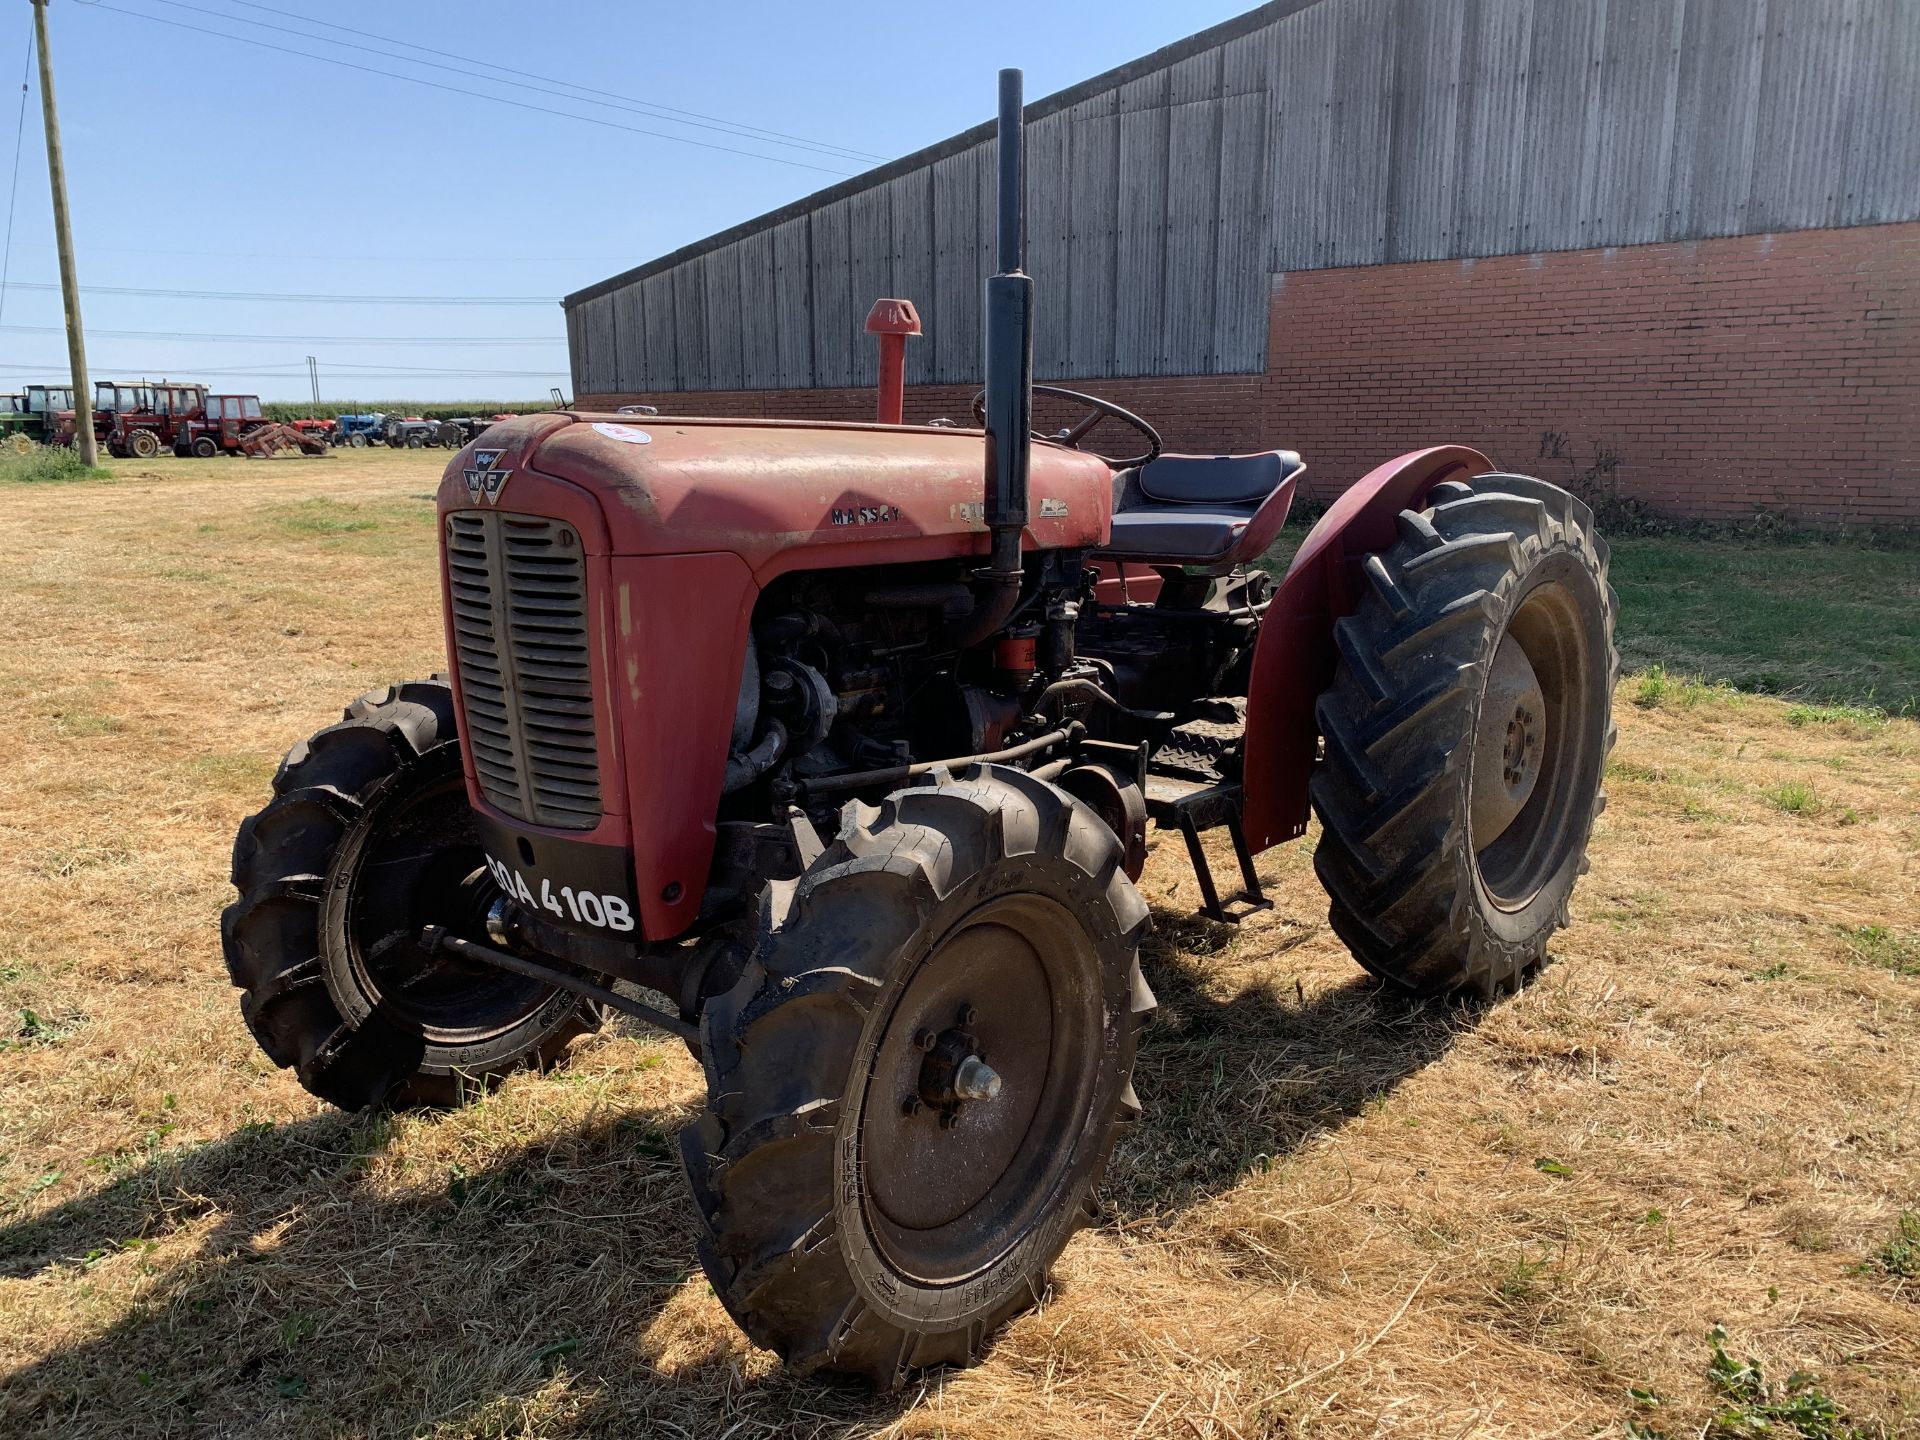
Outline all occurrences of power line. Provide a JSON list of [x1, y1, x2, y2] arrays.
[[0, 22, 30, 330], [294, 360, 572, 376], [80, 244, 639, 264], [2, 278, 552, 304], [0, 360, 569, 378], [82, 1, 857, 177], [220, 0, 886, 162], [169, 0, 887, 165], [0, 322, 562, 345]]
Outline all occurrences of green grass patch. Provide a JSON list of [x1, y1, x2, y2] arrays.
[[0, 444, 109, 485], [1850, 1211, 1920, 1280], [1702, 1324, 1861, 1438], [1835, 924, 1920, 976], [1610, 539, 1919, 713], [268, 499, 382, 536], [48, 706, 122, 738], [1632, 664, 1740, 711], [1625, 1324, 1867, 1439], [1785, 702, 1890, 733], [185, 752, 274, 791], [1, 1007, 80, 1051], [1762, 780, 1820, 815]]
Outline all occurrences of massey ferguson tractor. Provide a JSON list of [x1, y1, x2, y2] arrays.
[[222, 72, 1616, 1385]]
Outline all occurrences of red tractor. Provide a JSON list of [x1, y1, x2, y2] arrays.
[[223, 72, 1615, 1384], [107, 380, 209, 457], [174, 395, 327, 458], [52, 379, 207, 457]]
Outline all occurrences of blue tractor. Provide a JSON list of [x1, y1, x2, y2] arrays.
[[329, 412, 387, 448]]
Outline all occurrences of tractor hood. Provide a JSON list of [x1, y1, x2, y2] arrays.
[[437, 412, 1113, 580]]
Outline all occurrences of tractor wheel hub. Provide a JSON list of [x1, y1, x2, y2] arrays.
[[1470, 633, 1546, 849], [910, 1017, 1004, 1113]]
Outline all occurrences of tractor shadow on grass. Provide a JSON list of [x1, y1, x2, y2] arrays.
[[1106, 907, 1482, 1224], [0, 923, 1485, 1438]]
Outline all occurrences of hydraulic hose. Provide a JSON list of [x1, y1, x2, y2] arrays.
[[722, 718, 789, 795]]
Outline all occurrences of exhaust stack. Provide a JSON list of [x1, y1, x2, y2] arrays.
[[982, 68, 1033, 568], [952, 67, 1033, 649]]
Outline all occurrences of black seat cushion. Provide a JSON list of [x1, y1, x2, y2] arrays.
[[1136, 450, 1300, 506], [1104, 506, 1251, 560], [1101, 449, 1304, 562]]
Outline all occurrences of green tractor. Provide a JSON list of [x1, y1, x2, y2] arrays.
[[0, 393, 33, 454], [12, 384, 76, 451]]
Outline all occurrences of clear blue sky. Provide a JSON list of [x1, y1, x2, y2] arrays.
[[0, 0, 1252, 405]]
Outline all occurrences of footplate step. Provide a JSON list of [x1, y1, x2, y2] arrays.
[[1143, 775, 1271, 924]]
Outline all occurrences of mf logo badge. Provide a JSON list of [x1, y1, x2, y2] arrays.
[[464, 449, 511, 506]]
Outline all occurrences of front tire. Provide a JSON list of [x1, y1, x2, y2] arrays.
[[222, 678, 599, 1109], [1310, 473, 1618, 997], [681, 764, 1154, 1384]]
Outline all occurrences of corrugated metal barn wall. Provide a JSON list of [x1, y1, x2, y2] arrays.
[[567, 0, 1920, 397]]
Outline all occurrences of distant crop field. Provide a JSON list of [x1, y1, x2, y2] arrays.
[[258, 400, 558, 424], [0, 450, 1915, 1438]]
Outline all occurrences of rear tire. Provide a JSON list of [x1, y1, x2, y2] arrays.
[[681, 764, 1154, 1384], [222, 678, 599, 1109], [1309, 473, 1618, 998]]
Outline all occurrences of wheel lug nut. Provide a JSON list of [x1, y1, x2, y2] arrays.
[[901, 1096, 923, 1117], [938, 1111, 959, 1130], [913, 1029, 935, 1052], [958, 1004, 977, 1027], [953, 1055, 1002, 1102]]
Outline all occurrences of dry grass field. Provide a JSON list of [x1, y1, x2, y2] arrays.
[[1, 449, 1915, 1439]]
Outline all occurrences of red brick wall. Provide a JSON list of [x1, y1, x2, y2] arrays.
[[580, 222, 1918, 524], [1265, 223, 1917, 523]]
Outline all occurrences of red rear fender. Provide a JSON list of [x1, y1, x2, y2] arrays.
[[1240, 445, 1494, 852]]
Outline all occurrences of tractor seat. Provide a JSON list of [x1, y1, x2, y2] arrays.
[[1100, 450, 1303, 569]]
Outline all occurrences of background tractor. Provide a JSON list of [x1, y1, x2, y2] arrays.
[[330, 412, 388, 447], [0, 393, 34, 453], [174, 394, 328, 458], [383, 415, 442, 448], [97, 379, 208, 458], [222, 71, 1616, 1386], [20, 383, 74, 448], [434, 413, 515, 449]]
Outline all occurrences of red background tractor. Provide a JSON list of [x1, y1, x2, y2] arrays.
[[173, 395, 327, 457]]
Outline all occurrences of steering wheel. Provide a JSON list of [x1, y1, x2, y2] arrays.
[[970, 384, 1162, 469]]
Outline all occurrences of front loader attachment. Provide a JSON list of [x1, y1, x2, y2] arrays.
[[237, 422, 328, 458]]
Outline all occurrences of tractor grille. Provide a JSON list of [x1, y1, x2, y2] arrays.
[[445, 511, 602, 829]]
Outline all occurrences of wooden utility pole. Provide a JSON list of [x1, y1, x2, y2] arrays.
[[30, 0, 93, 466]]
